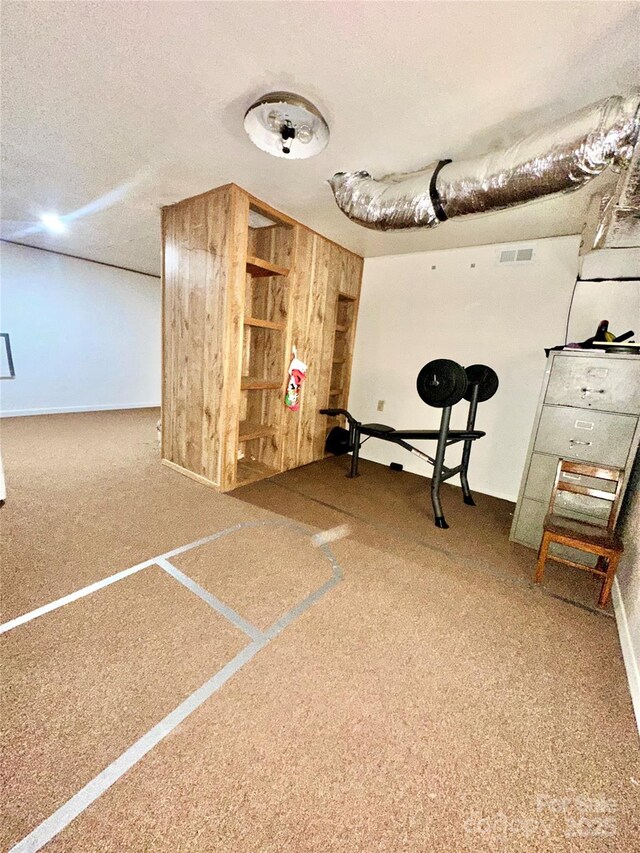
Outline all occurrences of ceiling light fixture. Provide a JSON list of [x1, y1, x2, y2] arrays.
[[40, 212, 67, 234], [244, 92, 329, 159]]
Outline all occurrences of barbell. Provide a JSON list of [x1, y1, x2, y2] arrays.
[[416, 359, 498, 408]]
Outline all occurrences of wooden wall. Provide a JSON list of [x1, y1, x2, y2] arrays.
[[281, 231, 363, 470], [162, 184, 363, 490], [162, 185, 246, 488]]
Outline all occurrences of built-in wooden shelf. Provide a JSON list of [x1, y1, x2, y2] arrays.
[[329, 388, 343, 396], [244, 316, 286, 331], [332, 358, 346, 365], [241, 376, 282, 391], [236, 458, 279, 487], [238, 421, 277, 442], [162, 182, 362, 496], [334, 324, 349, 333], [246, 255, 289, 278]]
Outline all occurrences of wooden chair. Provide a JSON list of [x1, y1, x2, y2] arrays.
[[534, 459, 625, 607]]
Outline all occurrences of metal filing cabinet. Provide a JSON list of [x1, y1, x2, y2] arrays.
[[510, 350, 640, 555]]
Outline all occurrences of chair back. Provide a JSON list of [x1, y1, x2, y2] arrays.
[[548, 459, 625, 531]]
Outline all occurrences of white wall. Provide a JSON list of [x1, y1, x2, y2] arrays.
[[614, 456, 640, 733], [567, 279, 640, 344], [349, 235, 582, 502], [0, 242, 161, 416]]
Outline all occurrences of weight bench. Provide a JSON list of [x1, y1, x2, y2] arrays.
[[320, 360, 498, 529]]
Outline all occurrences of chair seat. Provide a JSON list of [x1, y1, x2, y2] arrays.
[[543, 513, 623, 551]]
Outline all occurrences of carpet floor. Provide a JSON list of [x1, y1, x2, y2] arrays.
[[1, 408, 638, 852]]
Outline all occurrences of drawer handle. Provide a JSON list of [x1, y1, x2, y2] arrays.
[[580, 387, 605, 398], [569, 439, 592, 447]]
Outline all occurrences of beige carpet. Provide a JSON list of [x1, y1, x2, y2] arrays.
[[233, 453, 618, 616], [1, 408, 638, 852]]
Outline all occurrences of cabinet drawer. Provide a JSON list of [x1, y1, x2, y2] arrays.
[[513, 498, 599, 567], [545, 356, 640, 414], [535, 406, 636, 468], [524, 453, 616, 520]]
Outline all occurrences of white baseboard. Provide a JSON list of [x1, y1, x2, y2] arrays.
[[612, 577, 640, 737], [0, 402, 160, 418]]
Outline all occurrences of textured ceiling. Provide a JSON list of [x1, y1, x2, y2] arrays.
[[1, 1, 638, 276]]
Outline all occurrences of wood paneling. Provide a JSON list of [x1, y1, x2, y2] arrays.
[[218, 186, 248, 491], [162, 184, 363, 491], [162, 185, 239, 487], [280, 231, 362, 471]]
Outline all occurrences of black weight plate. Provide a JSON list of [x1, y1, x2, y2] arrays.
[[416, 359, 468, 408], [463, 364, 499, 402], [325, 426, 353, 456]]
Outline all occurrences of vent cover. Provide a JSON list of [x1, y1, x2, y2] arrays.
[[516, 247, 534, 261], [498, 247, 535, 265]]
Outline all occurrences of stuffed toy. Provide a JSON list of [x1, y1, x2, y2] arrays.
[[285, 350, 307, 410]]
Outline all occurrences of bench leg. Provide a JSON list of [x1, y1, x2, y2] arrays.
[[535, 532, 552, 585], [459, 462, 475, 506], [459, 435, 474, 505], [347, 425, 361, 478], [431, 406, 451, 528], [598, 552, 621, 608], [461, 384, 478, 506]]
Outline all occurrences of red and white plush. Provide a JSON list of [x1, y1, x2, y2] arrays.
[[285, 352, 307, 411]]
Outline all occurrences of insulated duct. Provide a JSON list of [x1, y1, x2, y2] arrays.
[[592, 133, 640, 248], [328, 94, 640, 231]]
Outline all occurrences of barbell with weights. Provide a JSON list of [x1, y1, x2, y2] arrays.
[[416, 359, 499, 408], [321, 357, 498, 528]]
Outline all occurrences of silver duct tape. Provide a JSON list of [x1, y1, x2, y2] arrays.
[[596, 133, 640, 248], [329, 94, 640, 231], [603, 209, 640, 248], [593, 191, 617, 250]]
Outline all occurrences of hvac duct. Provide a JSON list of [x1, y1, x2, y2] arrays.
[[592, 133, 640, 249], [328, 94, 640, 231]]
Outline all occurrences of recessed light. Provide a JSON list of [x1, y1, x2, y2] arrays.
[[40, 213, 67, 234]]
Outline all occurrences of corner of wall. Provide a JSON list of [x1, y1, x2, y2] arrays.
[[612, 578, 640, 737]]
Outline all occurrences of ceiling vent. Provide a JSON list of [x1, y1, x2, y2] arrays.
[[498, 247, 535, 265]]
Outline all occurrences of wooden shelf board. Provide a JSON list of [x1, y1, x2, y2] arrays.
[[244, 316, 286, 331], [334, 324, 349, 333], [238, 421, 277, 442], [332, 358, 346, 364], [246, 255, 289, 278], [241, 376, 282, 391], [329, 388, 343, 396], [236, 458, 279, 487]]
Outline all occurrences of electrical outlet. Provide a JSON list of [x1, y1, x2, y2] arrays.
[[377, 400, 385, 412]]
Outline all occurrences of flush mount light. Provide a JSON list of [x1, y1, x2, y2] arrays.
[[40, 212, 67, 234], [244, 92, 329, 159]]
